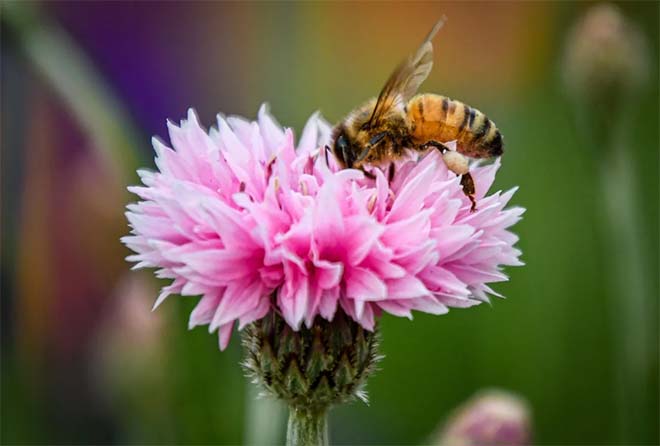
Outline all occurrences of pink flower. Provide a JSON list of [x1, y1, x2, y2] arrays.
[[438, 389, 532, 446], [123, 106, 523, 350]]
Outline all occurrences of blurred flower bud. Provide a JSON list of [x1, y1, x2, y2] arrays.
[[92, 273, 168, 413], [562, 3, 649, 100], [436, 389, 532, 446]]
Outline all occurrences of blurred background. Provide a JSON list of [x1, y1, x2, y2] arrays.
[[1, 1, 658, 444]]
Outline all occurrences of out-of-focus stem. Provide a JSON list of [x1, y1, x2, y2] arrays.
[[286, 406, 328, 446], [597, 137, 653, 442], [575, 85, 653, 441], [564, 5, 653, 427], [244, 384, 286, 445], [1, 1, 146, 182], [569, 71, 653, 439]]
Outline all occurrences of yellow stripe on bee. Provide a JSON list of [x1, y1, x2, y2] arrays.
[[422, 95, 445, 122], [445, 101, 466, 140], [470, 112, 486, 134], [408, 95, 434, 139], [484, 123, 498, 144]]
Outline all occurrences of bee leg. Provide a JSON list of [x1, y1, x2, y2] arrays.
[[388, 163, 396, 182], [439, 150, 475, 211], [356, 146, 370, 163], [368, 131, 389, 147], [420, 140, 449, 153], [460, 172, 477, 212], [360, 167, 376, 180], [324, 145, 331, 168]]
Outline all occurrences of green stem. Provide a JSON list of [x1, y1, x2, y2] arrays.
[[286, 407, 328, 446], [598, 143, 653, 443], [244, 385, 286, 445], [576, 92, 654, 442]]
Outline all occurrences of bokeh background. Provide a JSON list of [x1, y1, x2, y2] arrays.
[[1, 1, 658, 445]]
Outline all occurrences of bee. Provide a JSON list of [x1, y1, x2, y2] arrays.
[[329, 18, 503, 211]]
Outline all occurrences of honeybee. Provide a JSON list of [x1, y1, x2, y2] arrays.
[[329, 19, 503, 211]]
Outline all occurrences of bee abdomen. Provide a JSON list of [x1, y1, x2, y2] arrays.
[[408, 94, 503, 158], [465, 108, 503, 157]]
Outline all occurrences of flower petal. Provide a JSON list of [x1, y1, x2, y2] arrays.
[[345, 267, 387, 301]]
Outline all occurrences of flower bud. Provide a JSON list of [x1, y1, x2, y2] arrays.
[[242, 310, 380, 413], [436, 389, 531, 446], [562, 3, 649, 99]]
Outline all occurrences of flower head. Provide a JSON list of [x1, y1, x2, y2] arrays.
[[437, 389, 532, 446], [123, 106, 523, 350], [562, 3, 649, 99]]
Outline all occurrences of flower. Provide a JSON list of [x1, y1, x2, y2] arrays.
[[122, 106, 523, 350], [436, 389, 532, 446], [562, 3, 649, 99]]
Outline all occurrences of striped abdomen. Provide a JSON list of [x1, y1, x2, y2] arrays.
[[407, 94, 503, 158]]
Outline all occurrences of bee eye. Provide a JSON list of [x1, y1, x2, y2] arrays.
[[334, 133, 353, 167], [337, 134, 348, 150]]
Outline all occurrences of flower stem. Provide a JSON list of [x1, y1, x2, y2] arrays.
[[575, 89, 654, 442], [598, 142, 654, 442], [244, 384, 286, 445], [286, 407, 328, 446]]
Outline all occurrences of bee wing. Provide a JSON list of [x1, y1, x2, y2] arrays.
[[367, 18, 446, 128]]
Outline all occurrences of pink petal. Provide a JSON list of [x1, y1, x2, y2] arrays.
[[189, 291, 223, 328], [278, 272, 309, 330], [314, 259, 343, 289], [319, 288, 339, 321], [218, 322, 234, 351], [345, 216, 384, 265], [433, 225, 475, 260], [387, 162, 439, 222], [386, 276, 430, 300], [345, 267, 387, 301], [210, 281, 264, 331], [297, 111, 321, 155]]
